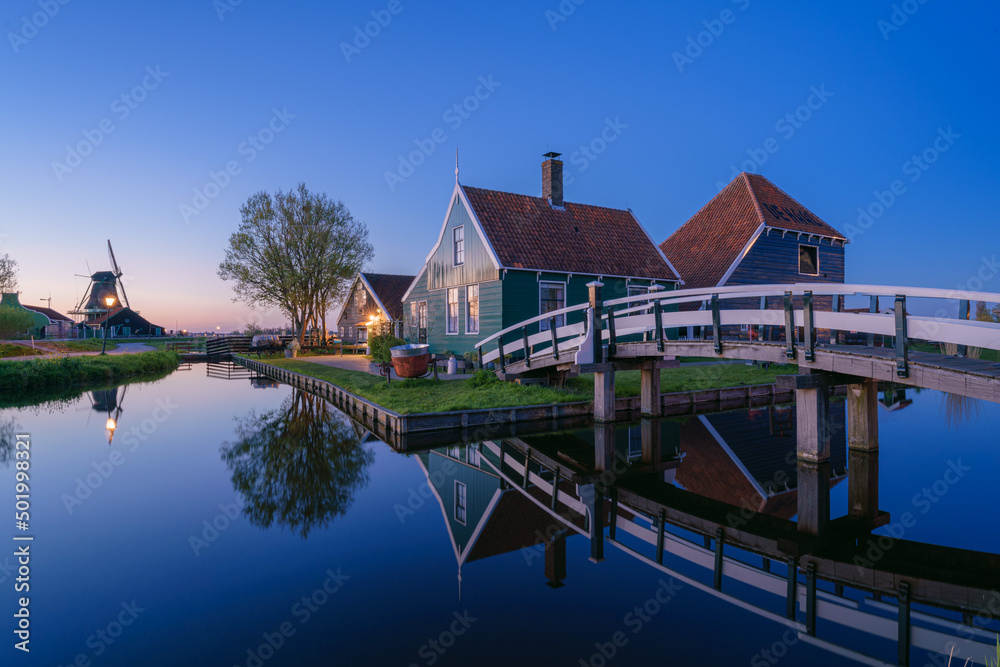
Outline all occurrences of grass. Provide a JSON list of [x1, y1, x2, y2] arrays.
[[144, 337, 207, 352], [910, 340, 1000, 362], [253, 357, 798, 414], [38, 339, 119, 352], [0, 350, 180, 393], [0, 343, 43, 358]]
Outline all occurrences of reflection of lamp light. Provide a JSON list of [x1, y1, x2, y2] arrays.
[[106, 416, 116, 444], [101, 296, 116, 355]]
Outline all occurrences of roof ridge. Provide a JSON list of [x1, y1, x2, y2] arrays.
[[741, 172, 768, 226], [461, 184, 629, 214]]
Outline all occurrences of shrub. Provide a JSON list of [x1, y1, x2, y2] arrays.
[[370, 332, 404, 365], [0, 307, 36, 339], [469, 369, 499, 388]]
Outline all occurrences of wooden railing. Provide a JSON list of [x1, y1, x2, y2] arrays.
[[475, 283, 1000, 378]]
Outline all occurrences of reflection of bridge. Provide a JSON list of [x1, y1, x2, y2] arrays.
[[410, 415, 1000, 666], [476, 283, 1000, 420]]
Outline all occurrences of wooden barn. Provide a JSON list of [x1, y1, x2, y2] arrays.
[[23, 303, 74, 338], [659, 172, 847, 337], [79, 306, 165, 337], [402, 153, 681, 355], [334, 272, 414, 346]]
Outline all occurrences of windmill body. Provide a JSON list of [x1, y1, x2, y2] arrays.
[[69, 240, 164, 337]]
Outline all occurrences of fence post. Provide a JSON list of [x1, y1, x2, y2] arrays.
[[654, 300, 664, 353], [588, 282, 604, 364], [477, 346, 483, 370], [711, 294, 722, 355], [895, 295, 908, 378], [957, 299, 970, 357], [784, 291, 796, 359], [522, 326, 530, 368], [550, 316, 559, 360], [803, 291, 815, 362], [867, 295, 879, 347], [498, 337, 506, 372], [605, 308, 616, 359]]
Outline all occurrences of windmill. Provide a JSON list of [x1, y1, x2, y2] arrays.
[[70, 240, 132, 321]]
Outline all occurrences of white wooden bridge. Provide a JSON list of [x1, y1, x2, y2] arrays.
[[475, 282, 1000, 419]]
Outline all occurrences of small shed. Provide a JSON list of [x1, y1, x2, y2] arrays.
[[335, 272, 414, 344]]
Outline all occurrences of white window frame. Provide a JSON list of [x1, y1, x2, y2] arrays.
[[798, 244, 819, 276], [454, 481, 467, 525], [539, 281, 566, 331], [627, 285, 649, 297], [446, 288, 459, 335], [466, 284, 479, 334], [453, 226, 465, 266], [418, 301, 427, 329]]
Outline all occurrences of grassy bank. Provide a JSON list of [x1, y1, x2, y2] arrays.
[[0, 343, 43, 358], [36, 339, 119, 353], [255, 358, 797, 414], [0, 350, 180, 393]]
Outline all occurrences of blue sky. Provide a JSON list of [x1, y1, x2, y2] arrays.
[[2, 0, 997, 331]]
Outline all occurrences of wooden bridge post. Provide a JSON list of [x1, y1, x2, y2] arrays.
[[587, 282, 604, 364], [640, 418, 661, 464], [895, 295, 909, 377], [589, 281, 616, 422], [958, 299, 970, 357], [594, 422, 617, 472], [776, 373, 832, 536], [848, 379, 879, 452], [849, 449, 880, 522], [797, 460, 831, 536], [640, 361, 661, 417]]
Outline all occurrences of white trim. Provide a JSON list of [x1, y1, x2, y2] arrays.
[[698, 415, 769, 500], [358, 273, 393, 321], [452, 225, 465, 267], [797, 243, 820, 276], [716, 222, 765, 287], [445, 287, 460, 335], [628, 209, 684, 284], [539, 280, 567, 331], [332, 275, 362, 329], [466, 283, 480, 334], [454, 480, 467, 525], [401, 183, 503, 303]]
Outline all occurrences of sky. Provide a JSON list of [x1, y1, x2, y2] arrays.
[[2, 0, 998, 332]]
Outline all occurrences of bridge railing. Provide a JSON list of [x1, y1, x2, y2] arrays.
[[476, 282, 1000, 378]]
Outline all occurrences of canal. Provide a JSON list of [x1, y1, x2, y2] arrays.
[[1, 363, 998, 666]]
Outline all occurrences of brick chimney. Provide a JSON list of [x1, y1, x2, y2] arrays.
[[542, 152, 563, 207]]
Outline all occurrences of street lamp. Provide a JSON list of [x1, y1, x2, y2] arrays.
[[101, 296, 116, 355]]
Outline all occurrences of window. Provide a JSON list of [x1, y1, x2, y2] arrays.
[[628, 285, 648, 298], [798, 245, 819, 275], [539, 282, 566, 331], [447, 288, 459, 334], [454, 482, 467, 524], [355, 288, 366, 309], [418, 301, 427, 329], [410, 302, 418, 327], [453, 226, 465, 266], [468, 445, 481, 467], [466, 284, 479, 334]]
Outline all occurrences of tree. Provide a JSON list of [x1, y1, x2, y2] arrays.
[[0, 306, 35, 339], [218, 184, 374, 345], [0, 253, 17, 293]]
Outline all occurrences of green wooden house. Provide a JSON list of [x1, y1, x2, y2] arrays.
[[402, 154, 682, 355], [1, 293, 52, 338]]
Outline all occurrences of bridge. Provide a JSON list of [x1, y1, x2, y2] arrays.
[[475, 281, 1000, 415]]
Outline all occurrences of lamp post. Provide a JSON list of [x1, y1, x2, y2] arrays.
[[101, 296, 115, 355]]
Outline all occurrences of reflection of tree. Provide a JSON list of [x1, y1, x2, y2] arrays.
[[0, 416, 21, 467], [221, 390, 374, 538], [943, 393, 982, 429]]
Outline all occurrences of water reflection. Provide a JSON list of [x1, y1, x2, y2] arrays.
[[943, 392, 982, 428], [90, 385, 126, 444], [0, 415, 20, 466], [221, 389, 375, 538]]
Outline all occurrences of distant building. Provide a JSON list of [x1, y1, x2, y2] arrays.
[[78, 306, 164, 337], [402, 153, 681, 355], [1, 293, 52, 337], [660, 172, 847, 337], [334, 272, 414, 345], [22, 303, 74, 338]]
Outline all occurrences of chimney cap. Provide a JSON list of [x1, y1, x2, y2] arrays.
[[542, 151, 562, 160]]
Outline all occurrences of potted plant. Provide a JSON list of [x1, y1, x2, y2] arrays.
[[285, 338, 301, 358]]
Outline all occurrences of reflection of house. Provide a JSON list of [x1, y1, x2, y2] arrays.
[[416, 445, 577, 594], [335, 273, 413, 344], [402, 153, 681, 355], [673, 403, 847, 519]]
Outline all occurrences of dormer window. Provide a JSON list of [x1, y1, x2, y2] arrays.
[[453, 226, 465, 266]]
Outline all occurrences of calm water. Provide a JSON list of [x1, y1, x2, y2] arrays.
[[2, 365, 999, 666]]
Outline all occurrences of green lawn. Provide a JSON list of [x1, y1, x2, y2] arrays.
[[0, 350, 179, 392], [42, 339, 119, 352], [0, 343, 43, 358], [145, 337, 207, 352], [256, 358, 798, 414]]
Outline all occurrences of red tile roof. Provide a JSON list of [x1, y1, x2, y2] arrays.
[[361, 273, 414, 321], [462, 185, 679, 281], [23, 304, 72, 322], [659, 173, 845, 290]]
